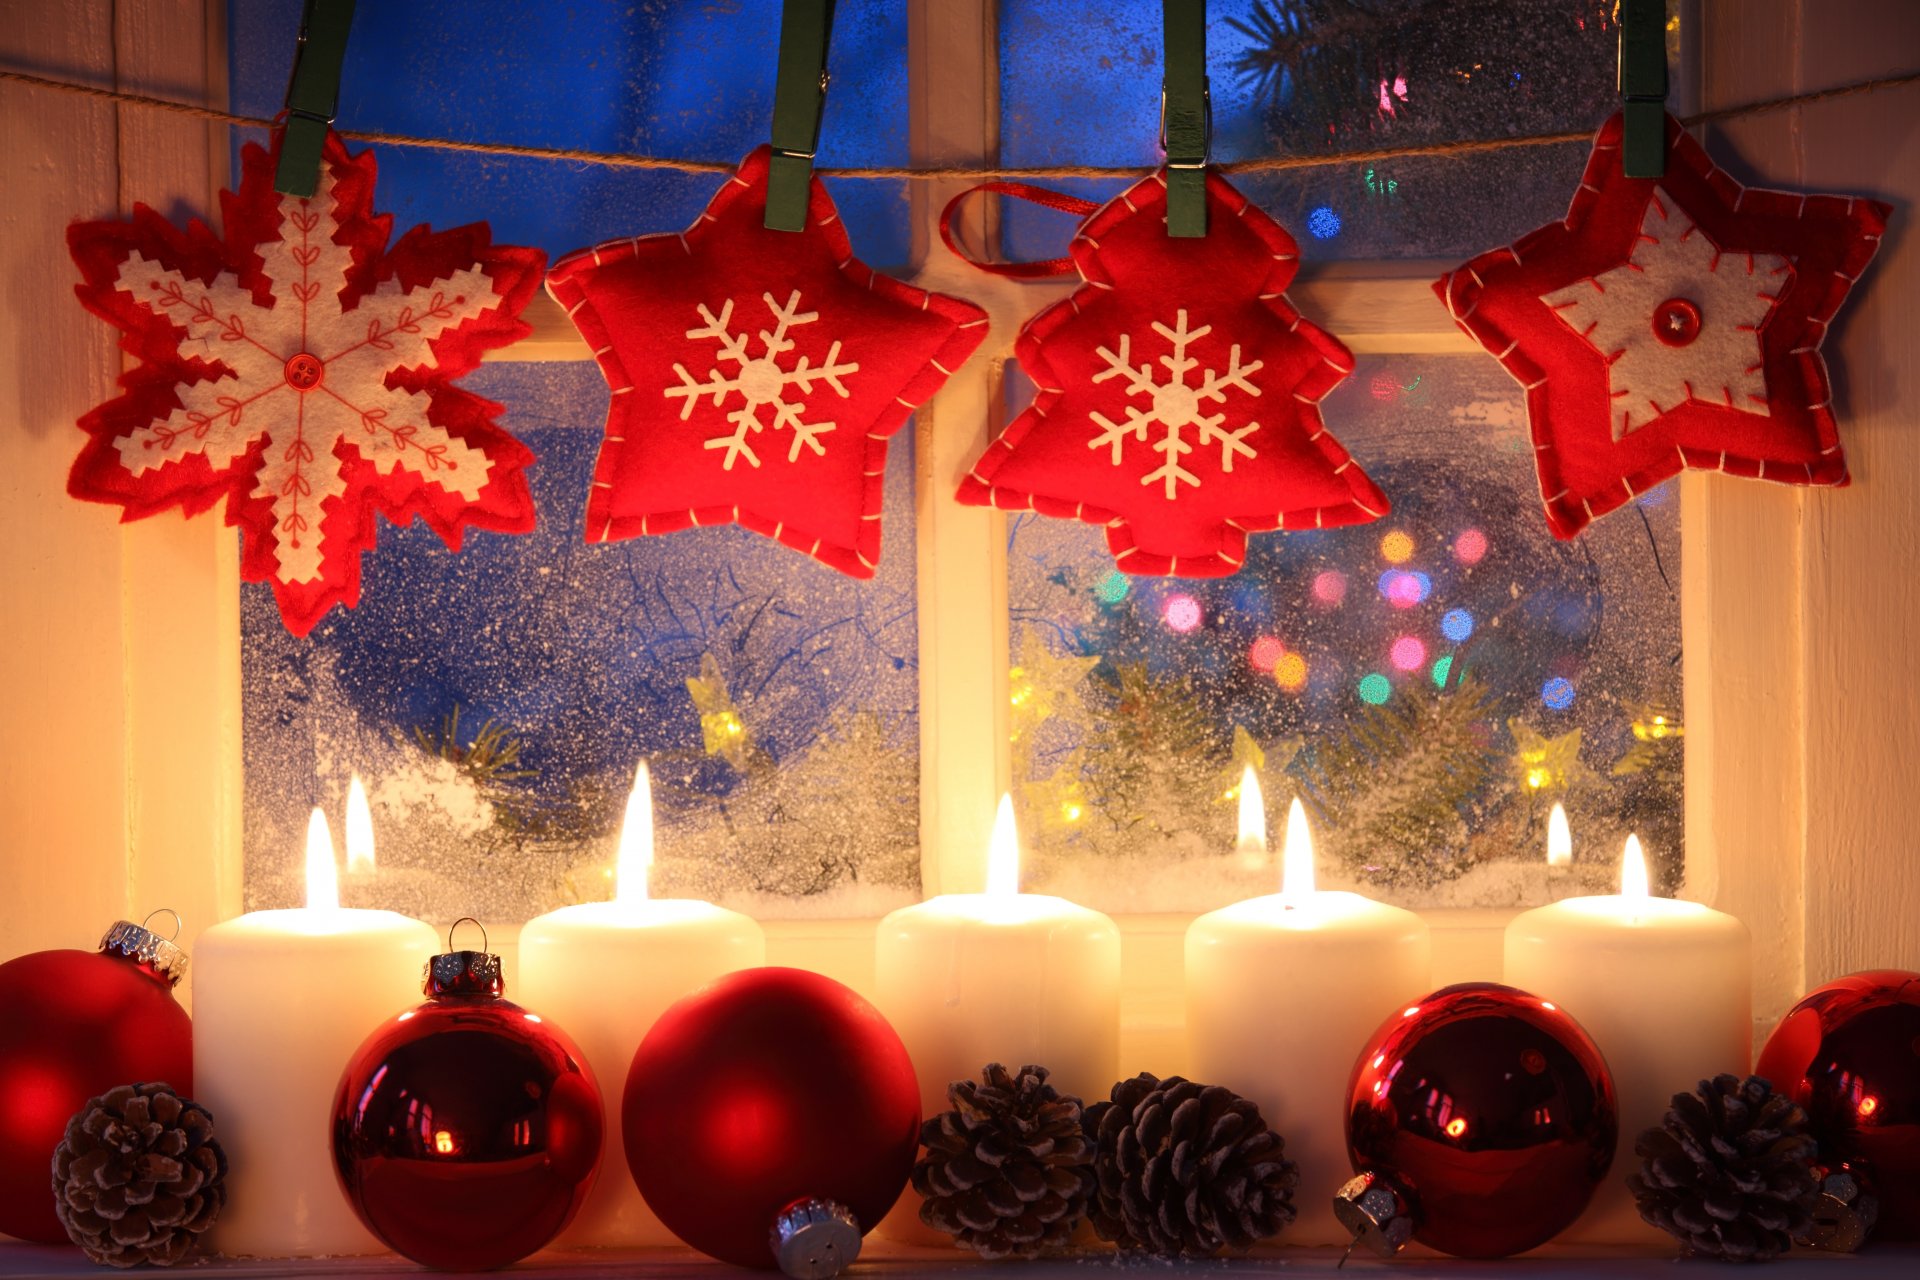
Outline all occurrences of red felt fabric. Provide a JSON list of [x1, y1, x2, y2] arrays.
[[1435, 111, 1889, 539], [67, 129, 545, 636], [545, 147, 989, 578], [954, 170, 1386, 577]]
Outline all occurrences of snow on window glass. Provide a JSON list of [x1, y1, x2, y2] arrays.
[[1008, 354, 1682, 912], [234, 1, 919, 922]]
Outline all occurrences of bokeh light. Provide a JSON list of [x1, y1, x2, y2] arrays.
[[1390, 636, 1427, 671], [1163, 594, 1203, 633], [1431, 655, 1454, 688], [1357, 673, 1392, 705], [1095, 571, 1131, 604], [1454, 529, 1489, 565], [1307, 206, 1342, 239], [1541, 677, 1576, 710], [1380, 570, 1430, 609], [1248, 635, 1284, 672], [1380, 531, 1415, 563], [1312, 570, 1348, 605], [1274, 652, 1309, 691], [1441, 608, 1475, 642]]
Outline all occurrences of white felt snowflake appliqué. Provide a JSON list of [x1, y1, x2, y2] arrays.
[[1088, 309, 1264, 500], [1542, 190, 1791, 439], [68, 131, 545, 636], [114, 218, 498, 583], [664, 289, 860, 471]]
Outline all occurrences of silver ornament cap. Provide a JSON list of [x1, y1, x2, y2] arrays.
[[770, 1198, 861, 1280], [1798, 1164, 1879, 1253], [99, 911, 188, 987], [1333, 1171, 1416, 1260]]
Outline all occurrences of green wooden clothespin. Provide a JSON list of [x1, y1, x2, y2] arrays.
[[1161, 0, 1210, 238], [766, 0, 835, 232], [1618, 0, 1668, 178], [275, 0, 357, 197]]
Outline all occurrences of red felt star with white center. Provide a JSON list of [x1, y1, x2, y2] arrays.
[[1436, 112, 1888, 539], [546, 147, 988, 577], [66, 130, 546, 635], [955, 171, 1385, 577]]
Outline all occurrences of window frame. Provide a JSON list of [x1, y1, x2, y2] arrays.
[[20, 0, 1910, 1058]]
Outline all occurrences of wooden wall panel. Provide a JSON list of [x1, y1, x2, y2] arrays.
[[0, 0, 134, 957]]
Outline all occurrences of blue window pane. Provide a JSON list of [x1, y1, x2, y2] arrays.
[[1000, 0, 1631, 262], [229, 0, 911, 266]]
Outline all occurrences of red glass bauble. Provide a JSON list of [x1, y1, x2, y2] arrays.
[[331, 948, 603, 1270], [1757, 969, 1920, 1241], [623, 967, 920, 1270], [0, 928, 192, 1245], [1345, 982, 1618, 1258]]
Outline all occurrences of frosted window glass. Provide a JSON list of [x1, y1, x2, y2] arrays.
[[233, 3, 920, 921]]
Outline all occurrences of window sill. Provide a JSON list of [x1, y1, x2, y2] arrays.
[[0, 1239, 1910, 1279]]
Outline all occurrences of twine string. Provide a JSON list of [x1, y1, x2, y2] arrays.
[[1, 66, 1915, 180]]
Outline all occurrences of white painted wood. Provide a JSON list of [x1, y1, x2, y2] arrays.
[[0, 1, 135, 958], [1693, 0, 1920, 1034], [907, 0, 1012, 897]]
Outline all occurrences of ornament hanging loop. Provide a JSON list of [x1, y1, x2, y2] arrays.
[[140, 907, 183, 942], [447, 916, 488, 954]]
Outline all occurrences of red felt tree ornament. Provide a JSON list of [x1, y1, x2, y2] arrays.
[[1336, 982, 1618, 1260], [0, 916, 193, 1245], [1436, 111, 1888, 539], [65, 129, 546, 635], [1756, 969, 1920, 1242], [330, 928, 603, 1270], [545, 147, 988, 578], [623, 967, 920, 1277], [948, 174, 1386, 576]]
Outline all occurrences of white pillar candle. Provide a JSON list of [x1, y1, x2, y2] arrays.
[[1504, 834, 1751, 1243], [1185, 790, 1431, 1245], [518, 763, 765, 1248], [193, 808, 439, 1257], [874, 795, 1120, 1241]]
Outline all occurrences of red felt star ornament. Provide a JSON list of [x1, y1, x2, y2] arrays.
[[1436, 111, 1889, 539], [955, 170, 1386, 577], [545, 146, 988, 577], [66, 129, 545, 636]]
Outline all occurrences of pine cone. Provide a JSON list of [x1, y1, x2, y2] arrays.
[[51, 1083, 227, 1268], [1084, 1072, 1298, 1257], [912, 1063, 1096, 1259], [1629, 1074, 1819, 1262]]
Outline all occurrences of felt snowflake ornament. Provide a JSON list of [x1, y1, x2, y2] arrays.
[[66, 130, 545, 635], [1436, 111, 1888, 539], [956, 171, 1385, 576], [546, 146, 988, 576]]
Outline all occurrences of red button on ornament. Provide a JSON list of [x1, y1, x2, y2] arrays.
[[283, 352, 324, 391], [1651, 297, 1702, 348]]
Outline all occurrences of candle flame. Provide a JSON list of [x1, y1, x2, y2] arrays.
[[615, 761, 654, 905], [1620, 833, 1650, 899], [305, 807, 340, 911], [1234, 766, 1267, 867], [345, 774, 376, 873], [985, 793, 1021, 897], [1546, 802, 1571, 867], [1280, 797, 1316, 903]]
